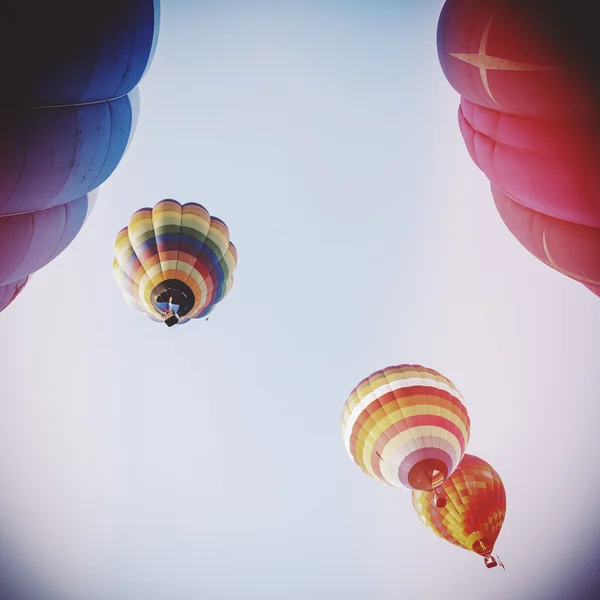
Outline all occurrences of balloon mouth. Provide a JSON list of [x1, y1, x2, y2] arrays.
[[472, 539, 494, 557], [151, 279, 195, 319], [408, 459, 448, 491]]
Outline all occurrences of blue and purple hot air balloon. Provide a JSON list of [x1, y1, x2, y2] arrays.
[[0, 0, 160, 312]]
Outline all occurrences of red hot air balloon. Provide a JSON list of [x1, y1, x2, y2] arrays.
[[437, 0, 600, 296]]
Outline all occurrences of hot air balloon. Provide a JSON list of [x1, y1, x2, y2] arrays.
[[437, 0, 600, 297], [113, 200, 238, 327], [0, 0, 160, 314], [413, 453, 506, 569], [341, 365, 471, 506]]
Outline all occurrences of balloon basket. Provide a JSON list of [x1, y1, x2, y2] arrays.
[[433, 490, 446, 508], [164, 313, 179, 327]]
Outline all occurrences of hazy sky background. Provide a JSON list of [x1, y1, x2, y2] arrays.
[[1, 1, 600, 599]]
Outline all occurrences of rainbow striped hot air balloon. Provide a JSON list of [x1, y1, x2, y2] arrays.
[[113, 199, 237, 327], [413, 454, 507, 569], [341, 365, 471, 503]]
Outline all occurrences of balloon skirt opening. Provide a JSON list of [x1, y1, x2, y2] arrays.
[[407, 458, 448, 491]]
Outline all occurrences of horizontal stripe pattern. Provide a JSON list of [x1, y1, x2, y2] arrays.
[[341, 365, 470, 490], [412, 454, 506, 558], [112, 199, 237, 325]]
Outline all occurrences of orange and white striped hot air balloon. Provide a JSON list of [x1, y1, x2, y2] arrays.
[[341, 365, 471, 503]]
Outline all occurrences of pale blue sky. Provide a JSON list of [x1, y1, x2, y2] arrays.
[[1, 1, 600, 599]]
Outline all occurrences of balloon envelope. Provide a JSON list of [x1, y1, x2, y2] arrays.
[[492, 185, 600, 291], [0, 91, 139, 217], [437, 0, 600, 297], [437, 0, 600, 121], [0, 91, 136, 310], [458, 97, 600, 228], [0, 0, 160, 107], [341, 365, 470, 492], [0, 0, 158, 313], [0, 191, 97, 288]]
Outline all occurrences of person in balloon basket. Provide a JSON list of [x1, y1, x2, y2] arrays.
[[157, 297, 180, 327]]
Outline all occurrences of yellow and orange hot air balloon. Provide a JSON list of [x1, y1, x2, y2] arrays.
[[341, 365, 471, 504], [413, 453, 507, 569]]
